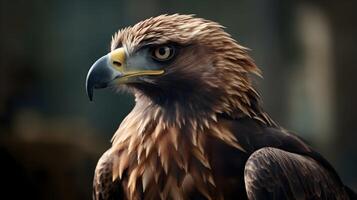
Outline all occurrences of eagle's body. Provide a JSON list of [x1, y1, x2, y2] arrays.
[[86, 14, 356, 200]]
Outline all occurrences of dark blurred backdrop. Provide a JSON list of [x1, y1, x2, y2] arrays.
[[0, 0, 356, 199]]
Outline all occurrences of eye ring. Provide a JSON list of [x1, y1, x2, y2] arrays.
[[152, 45, 175, 61]]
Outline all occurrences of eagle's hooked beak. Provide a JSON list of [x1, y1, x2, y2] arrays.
[[86, 47, 164, 101]]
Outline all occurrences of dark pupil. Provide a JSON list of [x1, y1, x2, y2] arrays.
[[158, 47, 166, 55]]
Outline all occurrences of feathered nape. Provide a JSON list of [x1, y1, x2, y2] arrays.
[[111, 14, 274, 125], [107, 14, 275, 199]]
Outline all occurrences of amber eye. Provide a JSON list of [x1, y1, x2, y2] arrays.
[[152, 45, 174, 61]]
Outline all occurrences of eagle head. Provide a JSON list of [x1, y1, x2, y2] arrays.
[[86, 14, 261, 119]]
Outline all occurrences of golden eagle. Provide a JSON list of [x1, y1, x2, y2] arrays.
[[85, 14, 356, 200]]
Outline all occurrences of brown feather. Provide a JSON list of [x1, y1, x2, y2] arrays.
[[91, 14, 351, 200], [95, 14, 273, 200]]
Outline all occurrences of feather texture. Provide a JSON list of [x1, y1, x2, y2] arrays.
[[91, 14, 354, 200]]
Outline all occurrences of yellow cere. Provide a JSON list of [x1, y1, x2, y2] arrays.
[[109, 47, 126, 71], [109, 47, 165, 80]]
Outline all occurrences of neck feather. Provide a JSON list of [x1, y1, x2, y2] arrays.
[[109, 85, 274, 199]]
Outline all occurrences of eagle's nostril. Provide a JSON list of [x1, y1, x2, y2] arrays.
[[113, 61, 122, 67]]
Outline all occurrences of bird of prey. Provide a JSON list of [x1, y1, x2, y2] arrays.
[[86, 14, 356, 200]]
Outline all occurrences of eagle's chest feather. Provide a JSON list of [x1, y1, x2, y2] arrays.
[[110, 112, 246, 200]]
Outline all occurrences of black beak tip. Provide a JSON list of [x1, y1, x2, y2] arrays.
[[86, 86, 93, 101], [85, 55, 116, 102], [87, 90, 93, 101], [86, 79, 94, 101]]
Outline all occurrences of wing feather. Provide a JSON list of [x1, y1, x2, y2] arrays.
[[244, 147, 349, 200], [93, 149, 123, 200]]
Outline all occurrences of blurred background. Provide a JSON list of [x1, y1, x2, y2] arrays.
[[0, 0, 356, 199]]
